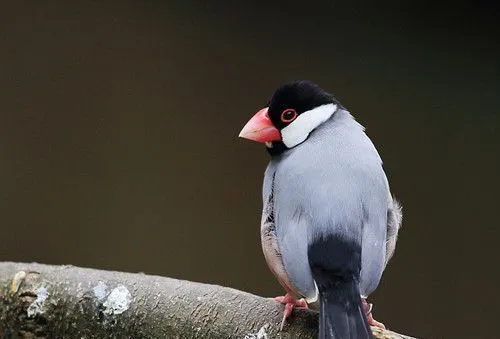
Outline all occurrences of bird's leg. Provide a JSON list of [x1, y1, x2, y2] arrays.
[[272, 293, 308, 330], [362, 297, 386, 329]]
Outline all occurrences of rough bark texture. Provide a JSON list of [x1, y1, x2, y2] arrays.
[[0, 262, 416, 338]]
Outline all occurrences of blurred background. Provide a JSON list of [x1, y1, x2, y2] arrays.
[[1, 1, 498, 338]]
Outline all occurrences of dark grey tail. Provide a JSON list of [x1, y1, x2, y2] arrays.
[[317, 279, 372, 339], [308, 235, 373, 339]]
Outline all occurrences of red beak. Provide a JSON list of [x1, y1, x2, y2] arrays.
[[239, 107, 281, 143]]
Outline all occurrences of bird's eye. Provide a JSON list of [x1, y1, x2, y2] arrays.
[[280, 109, 298, 123]]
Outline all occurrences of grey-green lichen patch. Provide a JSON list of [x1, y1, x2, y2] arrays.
[[102, 285, 132, 315], [26, 286, 49, 318], [92, 281, 107, 301], [244, 324, 269, 339]]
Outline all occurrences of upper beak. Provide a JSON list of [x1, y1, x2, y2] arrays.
[[238, 107, 281, 143]]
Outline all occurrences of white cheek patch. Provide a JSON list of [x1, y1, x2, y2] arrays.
[[281, 103, 337, 148]]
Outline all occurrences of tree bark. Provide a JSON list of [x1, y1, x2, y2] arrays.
[[0, 262, 416, 338]]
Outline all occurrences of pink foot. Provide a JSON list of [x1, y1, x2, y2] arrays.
[[272, 293, 308, 330], [362, 298, 386, 329]]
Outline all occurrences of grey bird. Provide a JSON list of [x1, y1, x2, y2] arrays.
[[239, 81, 402, 339]]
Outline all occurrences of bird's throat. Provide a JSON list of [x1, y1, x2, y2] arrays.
[[266, 141, 288, 156]]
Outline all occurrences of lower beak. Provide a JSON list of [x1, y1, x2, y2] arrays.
[[238, 107, 281, 143]]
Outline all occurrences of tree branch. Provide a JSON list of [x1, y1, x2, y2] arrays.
[[0, 262, 416, 338]]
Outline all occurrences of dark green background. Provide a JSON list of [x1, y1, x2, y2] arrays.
[[1, 1, 498, 338]]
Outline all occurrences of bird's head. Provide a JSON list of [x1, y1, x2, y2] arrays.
[[239, 81, 341, 155]]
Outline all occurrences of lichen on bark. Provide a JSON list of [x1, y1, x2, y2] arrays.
[[0, 262, 416, 339]]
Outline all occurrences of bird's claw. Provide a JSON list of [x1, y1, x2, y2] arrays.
[[362, 297, 386, 329], [272, 294, 308, 331]]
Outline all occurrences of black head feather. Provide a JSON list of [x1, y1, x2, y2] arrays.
[[267, 80, 341, 130], [265, 81, 343, 156]]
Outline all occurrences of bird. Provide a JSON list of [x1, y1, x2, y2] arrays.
[[238, 81, 402, 339]]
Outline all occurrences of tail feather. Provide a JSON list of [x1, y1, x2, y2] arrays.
[[308, 235, 374, 339], [318, 279, 372, 339]]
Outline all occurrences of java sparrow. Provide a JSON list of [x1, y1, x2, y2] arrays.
[[239, 81, 402, 338]]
